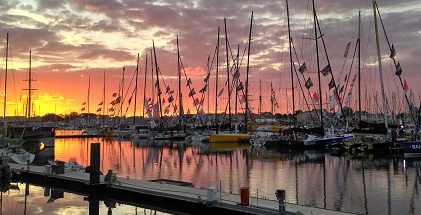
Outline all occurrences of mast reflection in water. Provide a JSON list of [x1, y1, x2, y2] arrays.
[[2, 137, 420, 214]]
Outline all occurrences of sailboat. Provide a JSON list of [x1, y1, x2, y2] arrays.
[[208, 14, 252, 144]]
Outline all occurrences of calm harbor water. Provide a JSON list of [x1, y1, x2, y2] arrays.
[[2, 137, 421, 214]]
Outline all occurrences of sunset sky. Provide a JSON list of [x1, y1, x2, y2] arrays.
[[0, 0, 420, 117]]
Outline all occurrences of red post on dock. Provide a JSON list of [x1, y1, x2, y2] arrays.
[[240, 187, 249, 206]]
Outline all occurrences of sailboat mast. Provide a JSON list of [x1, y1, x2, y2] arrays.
[[87, 75, 91, 127], [3, 33, 8, 118], [120, 67, 125, 121], [177, 35, 183, 130], [259, 80, 262, 118], [150, 49, 154, 105], [224, 18, 232, 131], [152, 41, 163, 128], [286, 0, 295, 115], [235, 45, 239, 115], [215, 26, 220, 127], [244, 12, 253, 134], [358, 11, 362, 123], [313, 0, 323, 128], [28, 50, 32, 121], [372, 0, 388, 130], [103, 71, 105, 126], [133, 53, 139, 124], [143, 54, 148, 119]]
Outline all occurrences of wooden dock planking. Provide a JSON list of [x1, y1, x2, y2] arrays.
[[9, 164, 355, 215]]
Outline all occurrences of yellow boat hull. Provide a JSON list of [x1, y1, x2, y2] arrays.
[[209, 133, 251, 143]]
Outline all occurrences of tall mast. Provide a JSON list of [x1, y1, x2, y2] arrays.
[[235, 44, 239, 115], [103, 71, 105, 126], [142, 54, 148, 119], [133, 53, 139, 124], [244, 12, 253, 134], [286, 0, 295, 115], [177, 35, 183, 130], [271, 82, 274, 115], [313, 0, 323, 128], [372, 0, 388, 130], [358, 11, 362, 123], [152, 41, 163, 128], [87, 75, 91, 127], [120, 67, 125, 121], [150, 49, 154, 105], [3, 33, 9, 119], [207, 56, 210, 115], [224, 18, 232, 131], [259, 80, 262, 118], [23, 50, 37, 122], [215, 26, 220, 128], [28, 50, 32, 121]]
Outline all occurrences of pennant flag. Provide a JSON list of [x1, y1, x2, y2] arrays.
[[147, 98, 152, 102], [82, 102, 86, 105], [299, 63, 307, 74], [189, 88, 196, 97], [98, 101, 103, 106], [328, 78, 335, 90], [320, 64, 331, 76], [165, 86, 171, 94], [193, 98, 200, 106], [81, 107, 85, 111], [110, 100, 116, 106], [233, 70, 240, 79], [344, 41, 351, 57], [164, 105, 170, 114], [236, 82, 244, 91], [114, 96, 121, 104], [168, 95, 174, 103], [112, 93, 117, 97], [109, 107, 114, 112], [395, 62, 402, 76], [199, 98, 204, 106], [240, 95, 246, 104], [169, 90, 174, 94], [403, 79, 409, 93], [204, 73, 210, 82], [173, 104, 178, 114], [217, 88, 224, 97], [96, 108, 101, 112], [339, 85, 344, 94], [157, 89, 162, 95], [305, 77, 313, 89], [128, 96, 132, 105], [186, 78, 192, 86], [329, 94, 339, 109], [312, 92, 319, 103], [199, 85, 207, 93], [390, 44, 396, 59]]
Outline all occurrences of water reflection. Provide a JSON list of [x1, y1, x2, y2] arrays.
[[6, 138, 421, 214], [0, 183, 169, 215]]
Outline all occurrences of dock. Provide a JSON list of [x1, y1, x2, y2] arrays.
[[8, 143, 356, 215]]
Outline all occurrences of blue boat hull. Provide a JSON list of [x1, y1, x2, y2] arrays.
[[404, 141, 421, 157]]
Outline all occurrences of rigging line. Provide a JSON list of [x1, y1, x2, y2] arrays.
[[291, 40, 319, 117], [341, 39, 359, 102], [293, 60, 317, 125], [315, 11, 347, 122], [375, 1, 416, 124]]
